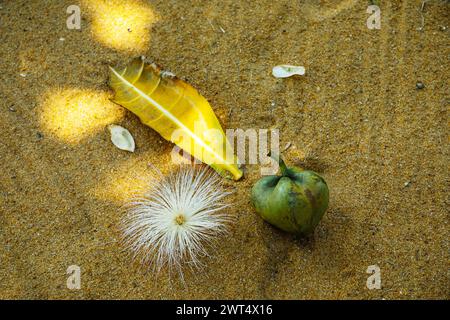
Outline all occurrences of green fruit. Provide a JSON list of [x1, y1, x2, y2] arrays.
[[251, 153, 329, 236]]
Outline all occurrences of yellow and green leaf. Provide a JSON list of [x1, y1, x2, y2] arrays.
[[109, 57, 243, 180]]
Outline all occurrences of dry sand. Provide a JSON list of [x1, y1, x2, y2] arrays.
[[0, 0, 448, 299]]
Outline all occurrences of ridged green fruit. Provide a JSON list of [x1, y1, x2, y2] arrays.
[[252, 154, 329, 236]]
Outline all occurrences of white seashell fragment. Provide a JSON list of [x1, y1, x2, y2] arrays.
[[272, 65, 305, 78], [108, 124, 135, 152]]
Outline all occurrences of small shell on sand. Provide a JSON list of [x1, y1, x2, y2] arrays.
[[272, 65, 305, 78], [108, 124, 135, 152]]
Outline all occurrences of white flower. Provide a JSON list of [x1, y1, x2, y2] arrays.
[[121, 165, 232, 277]]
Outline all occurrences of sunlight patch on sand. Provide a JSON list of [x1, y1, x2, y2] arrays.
[[39, 88, 125, 144], [82, 0, 158, 53], [89, 156, 170, 205]]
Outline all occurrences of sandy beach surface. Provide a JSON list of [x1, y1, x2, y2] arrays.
[[0, 0, 448, 299]]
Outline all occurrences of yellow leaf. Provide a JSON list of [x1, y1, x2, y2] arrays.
[[109, 57, 243, 180]]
